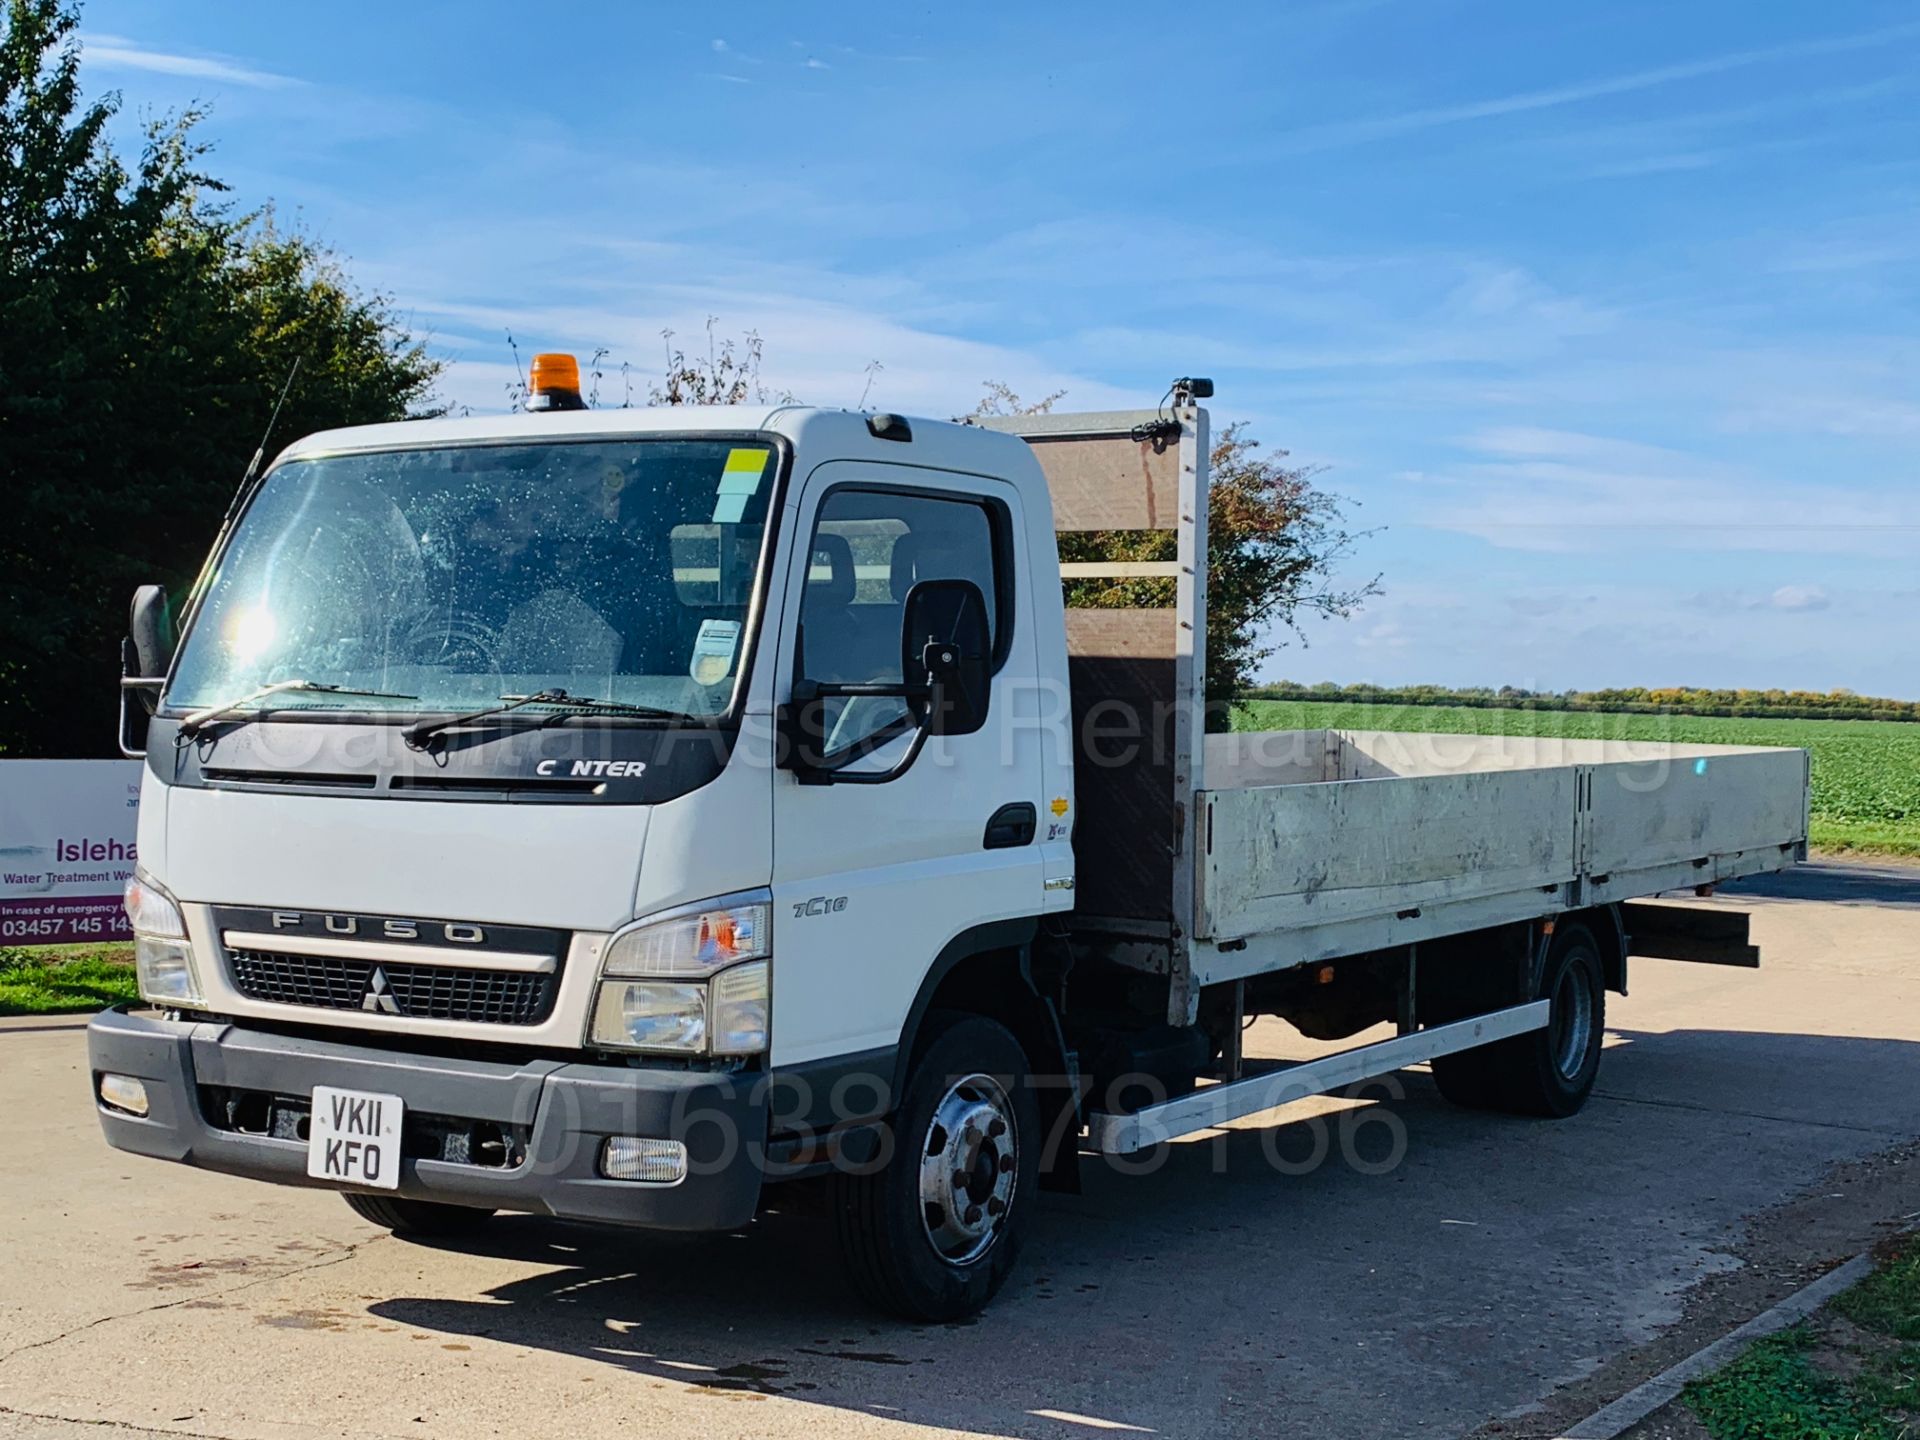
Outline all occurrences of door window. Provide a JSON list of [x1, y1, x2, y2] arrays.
[[796, 488, 1004, 757]]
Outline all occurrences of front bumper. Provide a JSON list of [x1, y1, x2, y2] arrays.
[[86, 1007, 766, 1230]]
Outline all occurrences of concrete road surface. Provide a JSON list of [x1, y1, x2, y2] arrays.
[[2, 860, 1917, 1440]]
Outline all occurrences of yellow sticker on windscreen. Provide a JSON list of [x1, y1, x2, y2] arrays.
[[712, 448, 769, 524]]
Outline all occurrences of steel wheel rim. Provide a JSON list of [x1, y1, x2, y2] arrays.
[[1551, 961, 1595, 1080], [917, 1072, 1018, 1267]]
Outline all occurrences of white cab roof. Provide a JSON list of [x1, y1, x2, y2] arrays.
[[273, 405, 1039, 481]]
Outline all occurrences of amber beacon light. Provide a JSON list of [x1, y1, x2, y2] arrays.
[[527, 351, 587, 411]]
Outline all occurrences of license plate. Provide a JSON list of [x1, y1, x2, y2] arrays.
[[307, 1086, 404, 1190]]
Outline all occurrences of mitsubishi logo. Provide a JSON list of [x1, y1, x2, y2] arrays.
[[362, 966, 402, 1015]]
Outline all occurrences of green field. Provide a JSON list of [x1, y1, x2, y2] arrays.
[[1233, 699, 1920, 857]]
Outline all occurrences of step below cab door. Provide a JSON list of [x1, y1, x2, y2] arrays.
[[769, 461, 1045, 1068]]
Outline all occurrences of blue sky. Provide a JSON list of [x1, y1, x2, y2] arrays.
[[74, 2, 1920, 697]]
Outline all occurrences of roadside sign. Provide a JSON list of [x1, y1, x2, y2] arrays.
[[0, 760, 142, 944]]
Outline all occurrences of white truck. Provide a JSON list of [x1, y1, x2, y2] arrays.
[[92, 363, 1810, 1320]]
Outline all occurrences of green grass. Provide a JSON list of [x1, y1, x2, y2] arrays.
[[1836, 1246, 1920, 1343], [1684, 1326, 1906, 1440], [1683, 1240, 1920, 1439], [1233, 699, 1920, 858], [0, 944, 139, 1016]]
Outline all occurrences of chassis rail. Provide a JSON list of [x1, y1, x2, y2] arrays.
[[1084, 999, 1550, 1155]]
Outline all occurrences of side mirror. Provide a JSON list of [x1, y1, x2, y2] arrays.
[[776, 577, 993, 785], [130, 585, 175, 680], [119, 585, 174, 757], [901, 578, 990, 737]]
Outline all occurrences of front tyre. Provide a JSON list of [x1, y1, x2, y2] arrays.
[[833, 1012, 1040, 1321]]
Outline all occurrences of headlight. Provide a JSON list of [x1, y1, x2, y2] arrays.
[[590, 980, 708, 1052], [124, 871, 203, 1006], [135, 937, 202, 1005], [601, 895, 769, 977], [589, 893, 772, 1055], [124, 871, 186, 939], [709, 960, 769, 1056]]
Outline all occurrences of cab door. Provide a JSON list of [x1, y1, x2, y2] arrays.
[[769, 462, 1045, 1067]]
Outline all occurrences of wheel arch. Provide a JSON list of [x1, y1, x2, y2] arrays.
[[891, 916, 1052, 1097], [763, 918, 1056, 1150], [891, 915, 1081, 1192], [1566, 903, 1628, 995]]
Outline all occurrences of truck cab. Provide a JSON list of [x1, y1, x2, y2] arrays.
[[97, 387, 1076, 1318]]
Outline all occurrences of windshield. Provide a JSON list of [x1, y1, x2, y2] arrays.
[[166, 438, 779, 721]]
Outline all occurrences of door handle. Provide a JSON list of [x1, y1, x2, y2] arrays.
[[983, 802, 1037, 850]]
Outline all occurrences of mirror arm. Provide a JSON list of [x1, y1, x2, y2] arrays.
[[810, 725, 932, 787], [795, 679, 932, 702], [780, 677, 935, 785], [118, 659, 156, 759]]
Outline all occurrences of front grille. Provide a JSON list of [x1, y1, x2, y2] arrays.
[[226, 949, 558, 1026]]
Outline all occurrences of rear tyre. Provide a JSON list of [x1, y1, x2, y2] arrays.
[[832, 1011, 1040, 1322], [1429, 1048, 1498, 1110], [342, 1192, 496, 1237], [1431, 922, 1606, 1118]]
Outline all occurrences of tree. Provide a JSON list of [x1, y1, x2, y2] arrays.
[[961, 380, 1065, 420], [0, 0, 440, 757], [649, 317, 790, 407], [960, 384, 1378, 718]]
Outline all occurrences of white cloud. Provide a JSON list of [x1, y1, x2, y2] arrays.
[[1770, 584, 1830, 612], [82, 33, 300, 89], [1728, 392, 1920, 440], [1408, 427, 1920, 556], [1584, 151, 1723, 179], [1275, 579, 1917, 697], [367, 217, 1142, 420], [1271, 18, 1920, 152], [422, 289, 1138, 420], [1352, 618, 1411, 651], [1059, 264, 1614, 380]]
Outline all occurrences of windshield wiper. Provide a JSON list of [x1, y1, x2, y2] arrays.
[[178, 679, 420, 739], [402, 689, 689, 750]]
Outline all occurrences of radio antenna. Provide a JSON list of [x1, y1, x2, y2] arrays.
[[191, 355, 307, 599], [242, 355, 304, 486]]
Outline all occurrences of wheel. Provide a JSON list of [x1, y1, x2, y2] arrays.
[[1431, 922, 1607, 1118], [832, 1011, 1040, 1321], [342, 1192, 496, 1237], [1429, 1048, 1498, 1110]]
